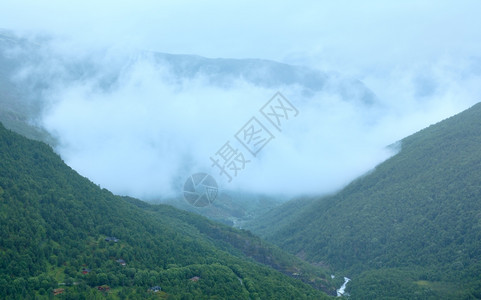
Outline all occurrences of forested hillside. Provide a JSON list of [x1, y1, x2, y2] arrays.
[[246, 102, 481, 299], [0, 122, 334, 299]]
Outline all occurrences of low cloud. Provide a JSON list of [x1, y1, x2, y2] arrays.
[[31, 45, 480, 200], [2, 1, 480, 200]]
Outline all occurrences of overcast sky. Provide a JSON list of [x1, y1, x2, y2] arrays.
[[2, 0, 480, 69], [1, 1, 481, 199]]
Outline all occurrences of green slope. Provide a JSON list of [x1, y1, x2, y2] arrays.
[[246, 102, 481, 299], [0, 122, 334, 299]]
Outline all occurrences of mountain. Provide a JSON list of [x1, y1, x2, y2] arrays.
[[0, 122, 335, 298], [0, 29, 378, 225], [245, 102, 481, 299], [150, 52, 376, 104], [0, 29, 376, 144], [0, 31, 53, 143]]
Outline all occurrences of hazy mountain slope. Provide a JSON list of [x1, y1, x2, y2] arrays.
[[245, 102, 481, 299], [0, 31, 53, 143], [151, 52, 375, 103], [0, 30, 376, 146], [0, 122, 334, 299]]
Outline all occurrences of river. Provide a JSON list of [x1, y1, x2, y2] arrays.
[[336, 277, 350, 297]]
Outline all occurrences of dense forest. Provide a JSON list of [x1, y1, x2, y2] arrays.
[[246, 102, 481, 299], [0, 122, 334, 299]]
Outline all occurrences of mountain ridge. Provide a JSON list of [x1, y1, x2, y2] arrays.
[[0, 30, 376, 144], [245, 101, 481, 299], [0, 121, 334, 298]]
